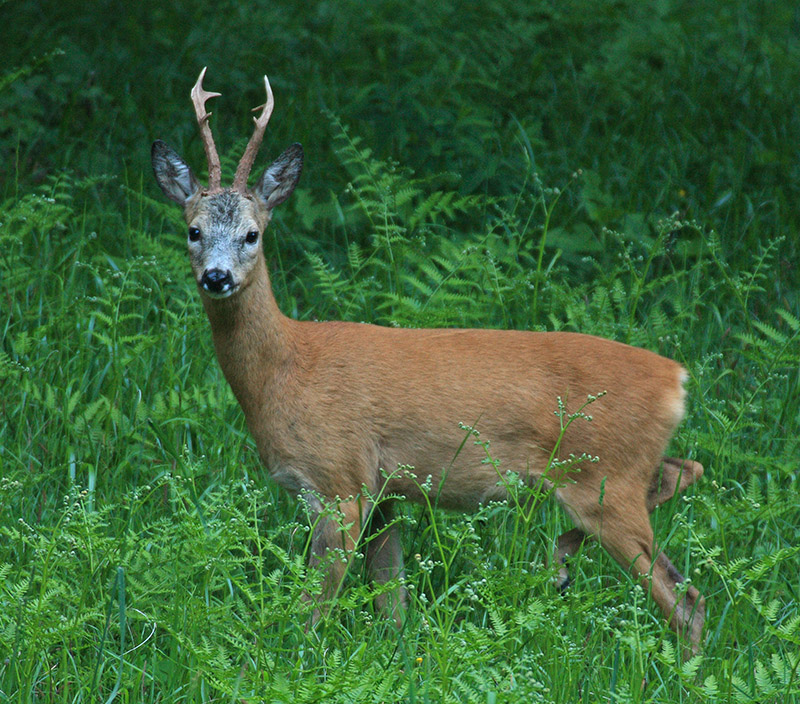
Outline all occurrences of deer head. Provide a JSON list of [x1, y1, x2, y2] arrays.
[[151, 68, 303, 299]]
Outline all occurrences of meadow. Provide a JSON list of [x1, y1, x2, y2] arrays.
[[1, 0, 799, 701]]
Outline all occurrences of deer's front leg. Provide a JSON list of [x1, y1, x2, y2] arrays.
[[554, 527, 588, 592], [364, 500, 406, 625], [306, 497, 363, 623]]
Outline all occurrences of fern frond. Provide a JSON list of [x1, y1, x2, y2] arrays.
[[751, 320, 789, 347], [775, 307, 800, 332]]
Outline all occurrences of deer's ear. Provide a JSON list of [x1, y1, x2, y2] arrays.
[[152, 140, 201, 206], [254, 143, 303, 210]]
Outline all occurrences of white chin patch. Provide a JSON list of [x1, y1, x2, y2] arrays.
[[200, 282, 238, 299]]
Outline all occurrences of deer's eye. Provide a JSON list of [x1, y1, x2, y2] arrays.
[[245, 230, 259, 245], [188, 227, 201, 242]]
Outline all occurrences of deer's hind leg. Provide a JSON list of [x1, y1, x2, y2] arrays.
[[559, 479, 705, 655], [647, 457, 704, 512], [555, 457, 703, 592], [601, 514, 705, 655]]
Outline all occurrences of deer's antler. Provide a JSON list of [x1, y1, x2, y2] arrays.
[[232, 75, 274, 192], [191, 67, 223, 193]]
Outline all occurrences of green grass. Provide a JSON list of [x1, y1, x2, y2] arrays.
[[2, 0, 800, 701]]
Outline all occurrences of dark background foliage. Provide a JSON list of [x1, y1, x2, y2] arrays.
[[3, 0, 799, 298]]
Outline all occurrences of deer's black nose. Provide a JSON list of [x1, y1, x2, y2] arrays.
[[201, 268, 233, 294]]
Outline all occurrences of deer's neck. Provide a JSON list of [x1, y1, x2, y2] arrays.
[[200, 258, 293, 418]]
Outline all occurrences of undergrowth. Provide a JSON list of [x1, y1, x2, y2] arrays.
[[2, 118, 799, 702]]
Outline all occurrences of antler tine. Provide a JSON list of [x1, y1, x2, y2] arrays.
[[190, 67, 223, 192], [232, 75, 275, 191]]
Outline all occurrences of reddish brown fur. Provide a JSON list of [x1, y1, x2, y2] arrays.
[[151, 73, 705, 654], [205, 261, 705, 649]]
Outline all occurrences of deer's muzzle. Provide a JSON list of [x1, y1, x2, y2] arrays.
[[201, 268, 235, 297]]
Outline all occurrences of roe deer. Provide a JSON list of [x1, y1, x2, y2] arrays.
[[151, 68, 705, 653]]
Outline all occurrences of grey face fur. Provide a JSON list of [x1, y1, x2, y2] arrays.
[[185, 190, 263, 298], [151, 139, 303, 298]]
